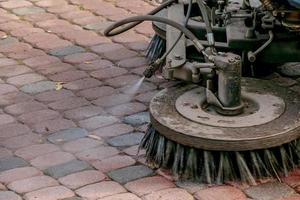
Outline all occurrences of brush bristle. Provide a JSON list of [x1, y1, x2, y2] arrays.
[[146, 34, 166, 63], [140, 125, 300, 185]]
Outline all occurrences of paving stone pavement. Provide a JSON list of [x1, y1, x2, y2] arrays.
[[0, 0, 297, 199]]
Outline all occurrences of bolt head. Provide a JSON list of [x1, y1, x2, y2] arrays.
[[228, 58, 235, 63]]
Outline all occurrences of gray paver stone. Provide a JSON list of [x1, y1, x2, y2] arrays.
[[44, 160, 92, 178], [0, 37, 18, 45], [0, 191, 21, 200], [107, 132, 144, 147], [84, 22, 113, 32], [47, 128, 88, 144], [13, 6, 44, 15], [107, 165, 154, 184], [0, 157, 28, 172], [49, 46, 86, 57], [123, 112, 150, 126], [20, 81, 56, 94], [277, 63, 300, 77], [273, 76, 297, 87], [244, 182, 296, 200]]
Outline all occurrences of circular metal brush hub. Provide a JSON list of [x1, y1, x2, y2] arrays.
[[176, 88, 285, 128], [149, 78, 300, 151]]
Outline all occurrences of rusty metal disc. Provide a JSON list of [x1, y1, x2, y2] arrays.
[[149, 78, 300, 151]]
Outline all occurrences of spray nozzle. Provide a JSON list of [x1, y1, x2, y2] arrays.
[[143, 59, 163, 78]]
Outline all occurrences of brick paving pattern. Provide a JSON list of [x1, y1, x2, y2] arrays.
[[0, 0, 297, 199]]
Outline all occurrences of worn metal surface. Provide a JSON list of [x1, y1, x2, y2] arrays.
[[149, 78, 300, 151], [166, 3, 186, 68], [176, 87, 285, 127], [212, 53, 243, 115], [152, 4, 300, 64]]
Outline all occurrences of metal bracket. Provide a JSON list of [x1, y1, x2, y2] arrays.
[[207, 52, 244, 115], [206, 88, 244, 115], [166, 3, 186, 69]]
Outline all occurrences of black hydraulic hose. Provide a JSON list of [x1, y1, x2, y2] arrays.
[[104, 15, 205, 53], [143, 0, 193, 78], [104, 0, 176, 36], [195, 0, 215, 46]]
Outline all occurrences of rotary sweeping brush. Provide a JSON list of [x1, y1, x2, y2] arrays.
[[141, 126, 299, 184], [105, 0, 300, 184]]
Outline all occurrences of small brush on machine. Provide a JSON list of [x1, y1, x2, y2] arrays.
[[105, 0, 300, 184], [104, 0, 174, 63], [146, 34, 166, 63]]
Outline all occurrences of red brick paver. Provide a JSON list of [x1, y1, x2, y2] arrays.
[[7, 175, 59, 194], [75, 181, 126, 199], [58, 170, 106, 189], [194, 186, 248, 200], [0, 167, 42, 184], [23, 186, 74, 200], [125, 176, 176, 196]]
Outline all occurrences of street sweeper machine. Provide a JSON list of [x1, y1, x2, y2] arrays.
[[105, 0, 300, 184]]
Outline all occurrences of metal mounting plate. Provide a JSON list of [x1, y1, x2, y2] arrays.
[[149, 78, 300, 151], [175, 87, 285, 128]]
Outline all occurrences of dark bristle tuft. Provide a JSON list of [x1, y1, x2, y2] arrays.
[[140, 124, 300, 184], [146, 34, 166, 63]]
